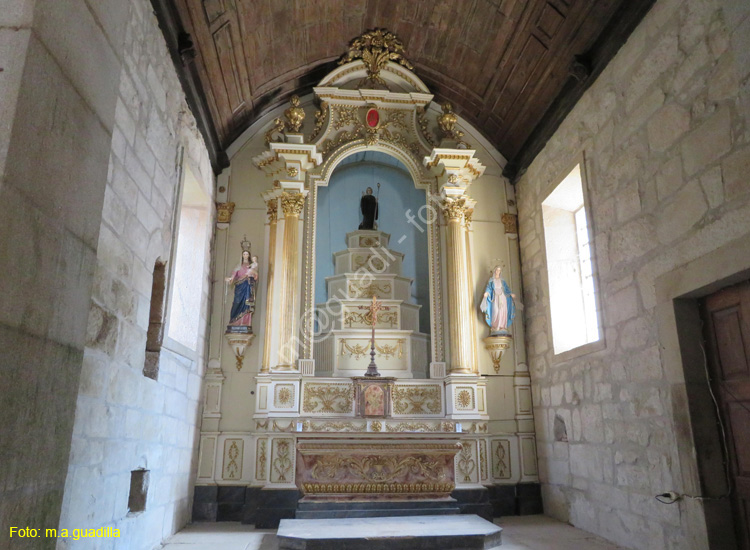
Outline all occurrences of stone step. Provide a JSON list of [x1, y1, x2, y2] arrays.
[[278, 514, 502, 550], [297, 498, 458, 511], [296, 498, 461, 520], [295, 507, 459, 519]]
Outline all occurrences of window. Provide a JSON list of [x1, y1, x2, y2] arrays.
[[542, 163, 601, 354], [166, 165, 210, 351]]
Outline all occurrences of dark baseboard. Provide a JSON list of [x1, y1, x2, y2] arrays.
[[192, 482, 542, 526]]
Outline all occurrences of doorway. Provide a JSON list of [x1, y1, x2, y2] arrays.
[[701, 280, 750, 550]]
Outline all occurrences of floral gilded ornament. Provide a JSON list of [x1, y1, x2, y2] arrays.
[[440, 196, 472, 221], [216, 202, 235, 224], [437, 102, 465, 142], [284, 95, 305, 133], [338, 29, 414, 86], [280, 191, 306, 216]]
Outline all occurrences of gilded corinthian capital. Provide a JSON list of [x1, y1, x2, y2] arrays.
[[281, 191, 306, 216], [440, 196, 472, 221]]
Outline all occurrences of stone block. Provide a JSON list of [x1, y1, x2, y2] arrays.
[[619, 316, 652, 350], [671, 41, 710, 96], [609, 218, 657, 267], [700, 166, 724, 208], [722, 144, 750, 201], [607, 285, 639, 325], [648, 104, 691, 153], [624, 31, 681, 112], [656, 181, 708, 244], [580, 404, 604, 443], [681, 107, 731, 176]]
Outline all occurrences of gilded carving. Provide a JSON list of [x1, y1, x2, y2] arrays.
[[333, 105, 362, 130], [272, 439, 293, 482], [311, 455, 444, 484], [348, 281, 391, 298], [359, 235, 380, 247], [338, 29, 414, 86], [502, 213, 518, 234], [392, 385, 442, 414], [302, 482, 454, 494], [284, 95, 305, 133], [265, 118, 286, 144], [302, 383, 354, 413], [416, 106, 436, 146], [309, 102, 328, 142], [440, 196, 472, 222], [223, 439, 242, 480], [370, 420, 382, 432], [272, 420, 295, 433], [493, 440, 511, 479], [353, 254, 386, 271], [457, 442, 476, 483], [216, 202, 235, 224], [265, 198, 278, 222], [280, 191, 305, 216], [287, 166, 299, 177], [339, 339, 404, 360], [319, 128, 366, 158], [307, 421, 366, 432], [385, 422, 440, 433], [437, 102, 465, 142], [378, 127, 421, 160], [256, 438, 267, 480], [479, 439, 488, 480], [456, 388, 475, 409], [274, 384, 295, 408], [344, 310, 398, 328]]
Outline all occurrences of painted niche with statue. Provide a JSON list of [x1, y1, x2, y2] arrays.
[[479, 263, 520, 373], [480, 264, 516, 336], [226, 236, 259, 334]]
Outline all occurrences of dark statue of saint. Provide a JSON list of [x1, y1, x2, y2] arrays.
[[359, 186, 379, 230]]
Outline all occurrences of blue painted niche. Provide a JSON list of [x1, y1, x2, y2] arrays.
[[315, 151, 430, 333]]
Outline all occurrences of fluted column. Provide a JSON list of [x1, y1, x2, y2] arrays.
[[276, 191, 306, 370], [261, 198, 278, 373], [441, 196, 477, 374]]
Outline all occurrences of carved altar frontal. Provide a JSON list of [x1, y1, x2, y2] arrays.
[[295, 438, 461, 500]]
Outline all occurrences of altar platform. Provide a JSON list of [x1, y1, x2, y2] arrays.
[[277, 514, 502, 550]]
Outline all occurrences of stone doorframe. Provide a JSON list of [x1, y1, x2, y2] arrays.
[[655, 234, 750, 550]]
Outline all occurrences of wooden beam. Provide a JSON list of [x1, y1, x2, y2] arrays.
[[149, 0, 228, 174], [504, 0, 656, 184]]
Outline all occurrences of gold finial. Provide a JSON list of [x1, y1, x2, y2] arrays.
[[338, 29, 414, 86], [284, 95, 305, 133], [437, 102, 465, 142]]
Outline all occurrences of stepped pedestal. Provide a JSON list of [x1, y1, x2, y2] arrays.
[[314, 230, 430, 378]]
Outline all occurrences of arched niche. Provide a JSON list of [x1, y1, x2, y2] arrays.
[[302, 138, 444, 372]]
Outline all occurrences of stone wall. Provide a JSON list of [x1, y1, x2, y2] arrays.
[[1, 0, 122, 543], [516, 0, 750, 548], [56, 0, 214, 548], [0, 0, 214, 548]]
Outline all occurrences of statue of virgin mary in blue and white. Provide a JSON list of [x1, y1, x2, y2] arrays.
[[480, 265, 516, 335]]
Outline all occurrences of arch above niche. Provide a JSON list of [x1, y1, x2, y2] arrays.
[[310, 140, 433, 190]]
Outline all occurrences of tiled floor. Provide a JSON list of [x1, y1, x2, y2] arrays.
[[160, 515, 624, 550]]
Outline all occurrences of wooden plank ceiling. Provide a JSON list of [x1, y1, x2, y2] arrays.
[[171, 0, 653, 176]]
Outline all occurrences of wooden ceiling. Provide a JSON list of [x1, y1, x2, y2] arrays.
[[164, 0, 654, 177]]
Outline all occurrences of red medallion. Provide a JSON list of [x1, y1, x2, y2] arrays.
[[366, 108, 379, 128]]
